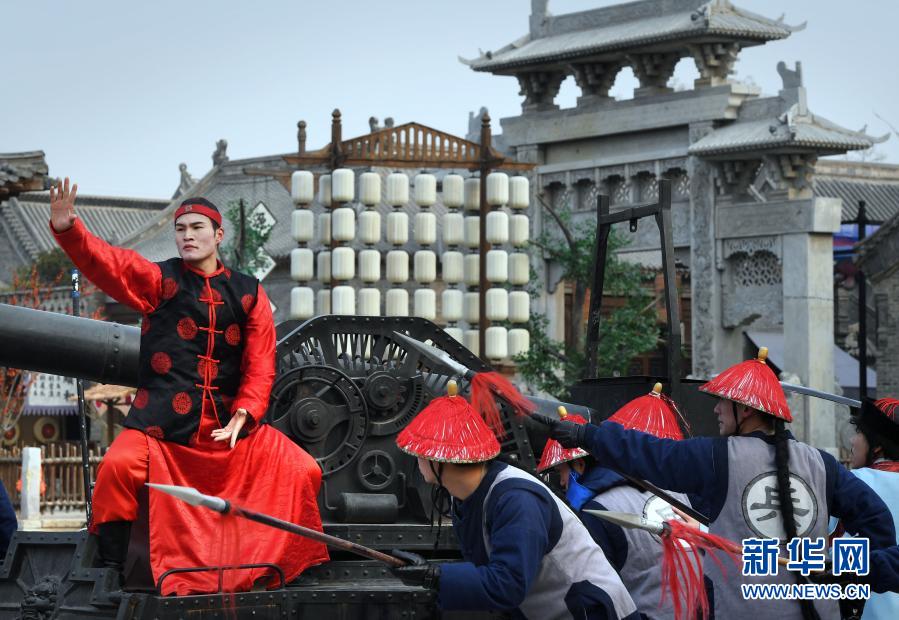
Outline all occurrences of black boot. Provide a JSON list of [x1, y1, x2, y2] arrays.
[[97, 521, 132, 574]]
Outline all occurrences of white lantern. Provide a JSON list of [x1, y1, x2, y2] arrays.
[[464, 329, 479, 354], [486, 172, 509, 206], [359, 172, 381, 206], [291, 209, 314, 243], [359, 249, 381, 283], [332, 168, 354, 203], [358, 210, 380, 245], [386, 173, 409, 206], [386, 250, 409, 283], [386, 211, 409, 245], [441, 289, 463, 322], [509, 253, 529, 285], [509, 176, 530, 209], [464, 291, 479, 324], [444, 326, 464, 345], [486, 288, 509, 321], [318, 212, 331, 244], [332, 286, 355, 315], [464, 254, 480, 287], [289, 286, 314, 320], [414, 174, 437, 206], [358, 288, 381, 316], [509, 291, 530, 323], [464, 216, 480, 248], [486, 326, 508, 360], [332, 247, 355, 281], [317, 251, 331, 281], [414, 212, 437, 245], [509, 214, 529, 247], [291, 171, 314, 204], [508, 328, 530, 357], [443, 174, 464, 208], [486, 249, 508, 283], [332, 207, 356, 242], [290, 248, 314, 282], [318, 174, 331, 205], [386, 289, 409, 316], [317, 288, 331, 315], [486, 210, 509, 245], [443, 212, 464, 246], [414, 250, 437, 283], [442, 251, 464, 284], [464, 178, 480, 212], [414, 289, 437, 320]]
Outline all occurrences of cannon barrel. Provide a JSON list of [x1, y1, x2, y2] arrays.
[[0, 303, 140, 386]]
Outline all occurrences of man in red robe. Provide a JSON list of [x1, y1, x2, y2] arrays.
[[49, 178, 328, 595]]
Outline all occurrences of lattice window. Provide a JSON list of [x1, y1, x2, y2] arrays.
[[733, 251, 781, 287]]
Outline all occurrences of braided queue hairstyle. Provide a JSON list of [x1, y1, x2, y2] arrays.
[[772, 415, 821, 620]]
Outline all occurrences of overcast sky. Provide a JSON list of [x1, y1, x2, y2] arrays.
[[4, 0, 898, 198]]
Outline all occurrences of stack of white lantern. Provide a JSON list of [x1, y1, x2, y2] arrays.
[[357, 172, 382, 316], [315, 174, 332, 315], [413, 174, 437, 321], [330, 168, 355, 315], [385, 173, 410, 316], [463, 177, 481, 355], [485, 172, 509, 361], [507, 175, 531, 357], [289, 171, 315, 320], [441, 174, 465, 344]]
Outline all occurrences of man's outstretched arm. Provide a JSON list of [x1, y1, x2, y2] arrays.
[[49, 178, 161, 313]]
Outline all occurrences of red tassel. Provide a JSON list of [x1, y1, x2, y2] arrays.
[[660, 520, 741, 620], [470, 372, 536, 436]]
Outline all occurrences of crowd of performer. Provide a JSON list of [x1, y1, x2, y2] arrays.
[[0, 180, 897, 619]]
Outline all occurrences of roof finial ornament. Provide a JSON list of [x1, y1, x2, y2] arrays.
[[174, 163, 196, 199], [297, 120, 307, 154], [368, 116, 381, 133], [212, 139, 229, 167]]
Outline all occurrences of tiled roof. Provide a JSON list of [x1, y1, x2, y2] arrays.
[[0, 151, 49, 198], [814, 160, 899, 224], [688, 107, 876, 157], [1, 192, 167, 260], [466, 0, 792, 72]]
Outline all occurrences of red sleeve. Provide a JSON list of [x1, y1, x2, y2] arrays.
[[51, 218, 161, 314], [232, 285, 276, 423]]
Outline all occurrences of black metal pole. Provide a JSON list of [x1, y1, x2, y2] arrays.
[[584, 194, 611, 380], [71, 269, 92, 523], [654, 180, 682, 400], [478, 113, 491, 361], [857, 201, 868, 400]]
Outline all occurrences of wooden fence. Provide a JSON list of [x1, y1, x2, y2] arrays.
[[0, 443, 105, 514]]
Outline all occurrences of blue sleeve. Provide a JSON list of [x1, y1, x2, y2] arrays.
[[870, 546, 899, 594], [438, 486, 553, 611], [0, 482, 16, 556], [820, 450, 895, 549], [581, 422, 729, 520], [582, 500, 628, 572]]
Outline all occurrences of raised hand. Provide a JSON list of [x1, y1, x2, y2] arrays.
[[49, 177, 78, 232]]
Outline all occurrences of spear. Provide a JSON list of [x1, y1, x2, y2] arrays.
[[146, 483, 405, 568], [393, 331, 710, 525], [780, 382, 861, 409]]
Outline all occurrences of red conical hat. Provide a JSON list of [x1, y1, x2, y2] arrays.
[[874, 398, 899, 421], [606, 383, 686, 440], [396, 381, 500, 464], [537, 406, 589, 473], [699, 347, 792, 422]]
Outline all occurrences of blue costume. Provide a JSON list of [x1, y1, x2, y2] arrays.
[[0, 481, 16, 557], [579, 422, 895, 619], [439, 461, 639, 620]]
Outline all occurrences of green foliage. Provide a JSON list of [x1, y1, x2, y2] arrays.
[[514, 200, 660, 400], [12, 248, 72, 286], [221, 199, 273, 275]]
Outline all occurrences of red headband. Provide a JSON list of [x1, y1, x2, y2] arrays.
[[174, 202, 222, 227]]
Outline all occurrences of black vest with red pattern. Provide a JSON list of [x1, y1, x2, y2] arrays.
[[127, 258, 259, 445]]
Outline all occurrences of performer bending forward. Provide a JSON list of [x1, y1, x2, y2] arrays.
[[50, 179, 328, 595]]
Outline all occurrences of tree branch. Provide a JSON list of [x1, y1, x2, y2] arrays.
[[536, 192, 576, 250]]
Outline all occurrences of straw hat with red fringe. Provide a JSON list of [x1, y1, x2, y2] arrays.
[[396, 380, 500, 464], [606, 382, 687, 440], [536, 406, 589, 473], [699, 347, 792, 422]]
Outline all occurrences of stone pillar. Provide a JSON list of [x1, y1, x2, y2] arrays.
[[21, 447, 42, 528], [782, 232, 836, 453], [876, 276, 899, 394]]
